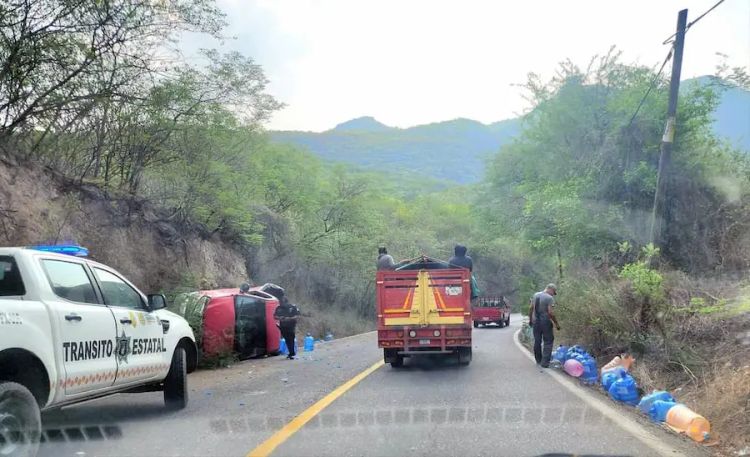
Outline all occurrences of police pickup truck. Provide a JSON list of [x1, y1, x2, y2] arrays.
[[0, 246, 198, 457]]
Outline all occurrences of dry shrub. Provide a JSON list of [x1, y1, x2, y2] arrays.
[[558, 272, 640, 357], [686, 364, 750, 453], [296, 304, 374, 340]]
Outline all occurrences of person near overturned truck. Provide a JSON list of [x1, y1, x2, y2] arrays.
[[528, 283, 561, 368], [274, 294, 301, 360]]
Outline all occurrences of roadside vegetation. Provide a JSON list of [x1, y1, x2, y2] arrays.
[[1, 1, 748, 453]]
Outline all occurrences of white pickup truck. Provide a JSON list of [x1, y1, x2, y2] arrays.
[[0, 247, 198, 457]]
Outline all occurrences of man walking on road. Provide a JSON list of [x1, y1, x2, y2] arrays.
[[274, 294, 301, 360], [529, 284, 561, 368]]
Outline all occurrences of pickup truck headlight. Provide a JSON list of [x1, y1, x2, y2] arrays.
[[409, 330, 417, 338], [433, 330, 441, 337]]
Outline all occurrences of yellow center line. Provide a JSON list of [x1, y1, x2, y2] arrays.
[[246, 360, 385, 457]]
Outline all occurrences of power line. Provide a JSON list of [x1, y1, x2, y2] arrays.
[[662, 0, 725, 44], [627, 47, 674, 127]]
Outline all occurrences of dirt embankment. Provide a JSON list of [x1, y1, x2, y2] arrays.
[[0, 158, 248, 293]]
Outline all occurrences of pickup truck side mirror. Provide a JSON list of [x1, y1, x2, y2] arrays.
[[148, 294, 168, 310]]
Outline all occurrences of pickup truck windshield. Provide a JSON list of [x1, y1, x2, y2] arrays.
[[0, 255, 25, 296]]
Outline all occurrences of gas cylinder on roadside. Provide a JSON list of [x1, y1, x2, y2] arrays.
[[563, 359, 584, 377], [566, 345, 585, 360], [601, 354, 636, 374], [304, 334, 315, 352], [638, 391, 675, 415], [608, 373, 640, 406], [279, 337, 288, 355], [601, 367, 626, 391], [580, 355, 599, 385], [665, 404, 711, 442], [553, 345, 569, 363], [648, 400, 677, 422]]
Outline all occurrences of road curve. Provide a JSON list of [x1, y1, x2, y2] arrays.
[[38, 315, 706, 457]]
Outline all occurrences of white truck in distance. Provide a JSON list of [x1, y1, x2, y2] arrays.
[[0, 247, 198, 457]]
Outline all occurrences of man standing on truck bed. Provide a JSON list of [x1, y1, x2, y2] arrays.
[[377, 246, 396, 270], [448, 245, 472, 271], [529, 284, 561, 368]]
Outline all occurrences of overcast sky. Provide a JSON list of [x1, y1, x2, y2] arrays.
[[182, 0, 750, 132]]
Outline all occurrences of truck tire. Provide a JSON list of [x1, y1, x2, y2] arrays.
[[497, 319, 504, 328], [505, 316, 510, 327], [384, 349, 404, 368], [164, 347, 188, 411], [473, 321, 478, 328], [458, 347, 472, 366], [0, 382, 41, 457]]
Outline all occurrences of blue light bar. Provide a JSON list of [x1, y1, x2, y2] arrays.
[[30, 244, 89, 257]]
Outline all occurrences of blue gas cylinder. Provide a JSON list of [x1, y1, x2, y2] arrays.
[[608, 373, 640, 406], [601, 367, 626, 391], [638, 391, 675, 415], [649, 400, 678, 422], [304, 334, 315, 352], [553, 345, 569, 363], [580, 355, 599, 385], [279, 337, 288, 355], [566, 345, 585, 360]]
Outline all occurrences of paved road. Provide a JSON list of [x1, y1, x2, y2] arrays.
[[38, 315, 706, 457]]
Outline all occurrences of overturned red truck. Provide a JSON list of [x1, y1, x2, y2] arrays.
[[376, 256, 472, 367]]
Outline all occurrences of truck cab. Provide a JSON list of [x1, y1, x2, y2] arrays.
[[0, 247, 198, 457], [472, 296, 511, 328]]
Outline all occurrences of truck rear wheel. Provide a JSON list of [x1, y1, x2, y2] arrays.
[[505, 316, 510, 327], [458, 347, 472, 366], [0, 382, 41, 457], [497, 320, 504, 328], [384, 349, 404, 368], [473, 321, 478, 328], [164, 347, 188, 410]]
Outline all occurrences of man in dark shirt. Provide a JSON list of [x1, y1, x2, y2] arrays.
[[448, 245, 473, 271], [274, 296, 301, 360], [528, 284, 561, 367]]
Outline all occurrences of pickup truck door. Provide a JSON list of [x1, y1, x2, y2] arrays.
[[39, 258, 118, 396], [91, 267, 167, 386]]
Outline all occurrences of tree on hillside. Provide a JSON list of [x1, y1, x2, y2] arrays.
[[480, 49, 750, 274], [0, 0, 224, 146]]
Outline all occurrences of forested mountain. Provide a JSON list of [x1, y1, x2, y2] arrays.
[[271, 117, 521, 184], [271, 77, 749, 183]]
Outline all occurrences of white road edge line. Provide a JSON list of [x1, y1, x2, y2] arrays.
[[512, 328, 686, 457]]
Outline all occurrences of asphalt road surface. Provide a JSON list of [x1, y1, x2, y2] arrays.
[[38, 315, 707, 457]]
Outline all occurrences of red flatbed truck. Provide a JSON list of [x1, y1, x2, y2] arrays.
[[376, 256, 473, 367]]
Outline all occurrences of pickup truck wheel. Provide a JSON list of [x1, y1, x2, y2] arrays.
[[390, 356, 404, 368], [0, 382, 40, 457], [472, 321, 478, 328], [497, 320, 504, 328], [505, 317, 510, 327], [164, 347, 188, 411]]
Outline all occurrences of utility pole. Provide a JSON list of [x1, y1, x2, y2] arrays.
[[650, 8, 688, 250]]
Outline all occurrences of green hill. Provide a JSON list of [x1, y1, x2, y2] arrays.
[[270, 78, 749, 184], [271, 117, 521, 184]]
